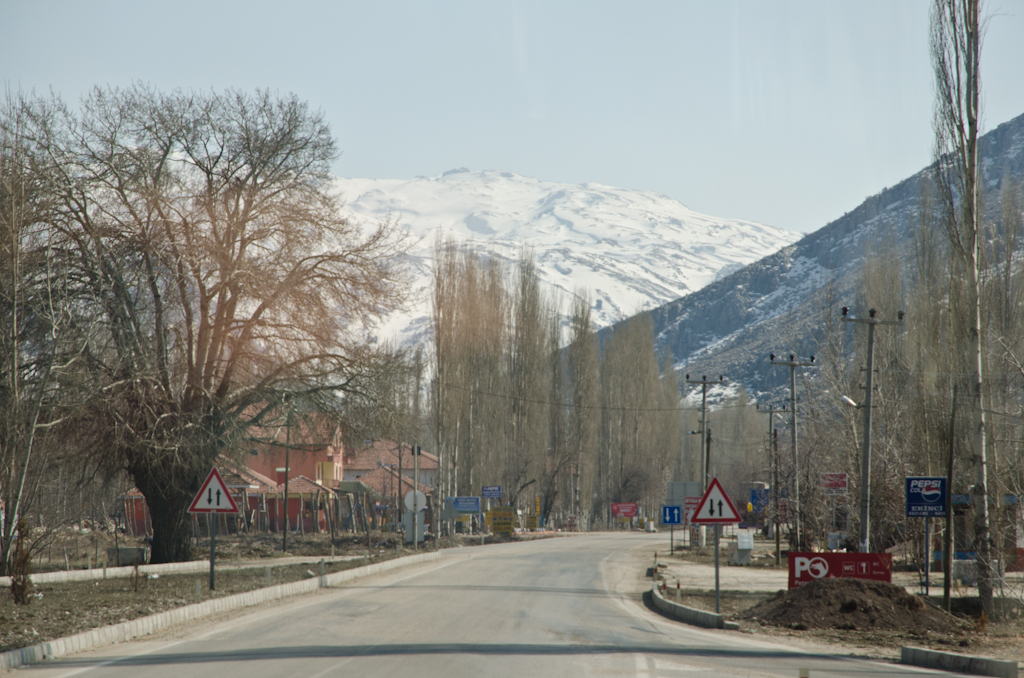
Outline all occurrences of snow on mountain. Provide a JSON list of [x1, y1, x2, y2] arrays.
[[333, 169, 800, 344]]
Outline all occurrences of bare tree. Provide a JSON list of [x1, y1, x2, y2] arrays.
[[11, 86, 409, 563], [931, 0, 994, 615]]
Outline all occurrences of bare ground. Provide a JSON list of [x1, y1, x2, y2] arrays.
[[660, 546, 1024, 665]]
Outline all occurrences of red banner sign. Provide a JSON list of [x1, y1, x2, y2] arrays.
[[819, 472, 848, 495], [788, 552, 892, 589], [610, 502, 638, 518]]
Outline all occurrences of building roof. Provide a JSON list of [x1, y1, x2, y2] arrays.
[[268, 475, 334, 497], [345, 440, 438, 472], [355, 465, 432, 498], [218, 457, 277, 493]]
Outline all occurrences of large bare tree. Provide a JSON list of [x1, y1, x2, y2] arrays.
[[8, 86, 409, 563]]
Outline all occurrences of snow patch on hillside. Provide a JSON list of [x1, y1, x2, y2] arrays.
[[334, 170, 800, 344]]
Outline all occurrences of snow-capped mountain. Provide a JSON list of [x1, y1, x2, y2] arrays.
[[333, 169, 800, 343]]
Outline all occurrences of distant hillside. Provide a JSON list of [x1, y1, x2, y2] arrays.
[[633, 112, 1024, 398]]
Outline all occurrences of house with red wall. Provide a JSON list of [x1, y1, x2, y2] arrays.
[[246, 413, 344, 490]]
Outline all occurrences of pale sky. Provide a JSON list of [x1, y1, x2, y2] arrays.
[[3, 1, 1023, 233]]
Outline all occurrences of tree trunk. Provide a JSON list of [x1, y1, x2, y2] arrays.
[[142, 487, 194, 564]]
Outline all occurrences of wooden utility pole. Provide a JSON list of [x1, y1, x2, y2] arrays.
[[686, 374, 724, 548], [841, 307, 903, 553], [757, 404, 786, 566], [769, 354, 816, 550]]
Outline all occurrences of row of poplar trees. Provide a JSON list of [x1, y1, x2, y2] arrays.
[[431, 241, 682, 529]]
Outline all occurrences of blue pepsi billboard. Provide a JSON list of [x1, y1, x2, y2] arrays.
[[905, 476, 947, 517]]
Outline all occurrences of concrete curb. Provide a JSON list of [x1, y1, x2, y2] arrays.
[[901, 646, 1019, 678], [650, 583, 735, 630], [0, 551, 443, 671]]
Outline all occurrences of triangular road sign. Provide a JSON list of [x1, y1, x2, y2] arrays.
[[189, 467, 240, 514], [690, 477, 741, 524]]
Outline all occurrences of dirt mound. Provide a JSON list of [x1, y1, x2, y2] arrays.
[[739, 578, 967, 634]]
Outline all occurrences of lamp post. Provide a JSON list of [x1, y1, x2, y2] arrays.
[[841, 306, 903, 553]]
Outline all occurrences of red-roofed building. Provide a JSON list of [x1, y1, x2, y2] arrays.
[[344, 440, 438, 489]]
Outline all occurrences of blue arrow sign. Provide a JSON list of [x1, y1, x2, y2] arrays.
[[662, 505, 682, 525]]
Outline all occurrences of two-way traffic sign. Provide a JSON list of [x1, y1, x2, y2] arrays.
[[188, 467, 240, 514], [690, 478, 741, 524], [661, 505, 682, 525]]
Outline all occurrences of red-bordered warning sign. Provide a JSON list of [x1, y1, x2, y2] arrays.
[[188, 467, 240, 514], [690, 477, 741, 524]]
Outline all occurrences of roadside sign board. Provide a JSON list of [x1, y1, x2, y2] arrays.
[[451, 496, 481, 514], [683, 497, 700, 525], [667, 481, 702, 507], [661, 505, 682, 525], [690, 478, 741, 524], [189, 467, 239, 514], [525, 515, 538, 529], [610, 502, 638, 518], [906, 476, 948, 517], [490, 505, 515, 534], [788, 552, 892, 588], [482, 486, 501, 499], [819, 472, 848, 496]]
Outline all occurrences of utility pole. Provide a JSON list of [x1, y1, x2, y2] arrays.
[[685, 374, 724, 491], [413, 444, 421, 551], [769, 353, 816, 550], [686, 374, 723, 549], [757, 404, 786, 566], [841, 306, 903, 554]]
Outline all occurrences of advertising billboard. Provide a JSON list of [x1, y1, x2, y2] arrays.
[[788, 552, 892, 588]]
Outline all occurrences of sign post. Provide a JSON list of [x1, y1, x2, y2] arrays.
[[188, 467, 240, 590], [905, 477, 948, 597], [662, 505, 682, 553], [690, 478, 741, 613]]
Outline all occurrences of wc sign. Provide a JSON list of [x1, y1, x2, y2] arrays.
[[905, 476, 948, 517]]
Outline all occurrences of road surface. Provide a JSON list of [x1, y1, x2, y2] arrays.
[[22, 534, 944, 677]]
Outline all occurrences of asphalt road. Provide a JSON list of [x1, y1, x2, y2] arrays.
[[22, 534, 946, 677]]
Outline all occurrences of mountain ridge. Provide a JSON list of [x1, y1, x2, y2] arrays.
[[333, 170, 800, 343]]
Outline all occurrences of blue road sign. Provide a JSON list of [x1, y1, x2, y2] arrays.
[[906, 477, 947, 517], [482, 486, 502, 499], [662, 505, 682, 525], [451, 496, 482, 514]]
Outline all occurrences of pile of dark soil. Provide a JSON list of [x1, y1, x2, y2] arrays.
[[739, 578, 968, 635]]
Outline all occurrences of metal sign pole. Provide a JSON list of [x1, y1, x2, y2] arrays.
[[924, 516, 930, 597], [714, 524, 720, 613], [208, 513, 216, 590]]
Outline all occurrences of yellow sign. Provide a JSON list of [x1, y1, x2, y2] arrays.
[[526, 515, 538, 530], [491, 505, 515, 535], [535, 496, 540, 515]]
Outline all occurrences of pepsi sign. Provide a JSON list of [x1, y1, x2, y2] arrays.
[[905, 476, 947, 517]]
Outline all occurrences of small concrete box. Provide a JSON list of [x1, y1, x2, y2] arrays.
[[728, 533, 754, 565], [107, 547, 149, 566]]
